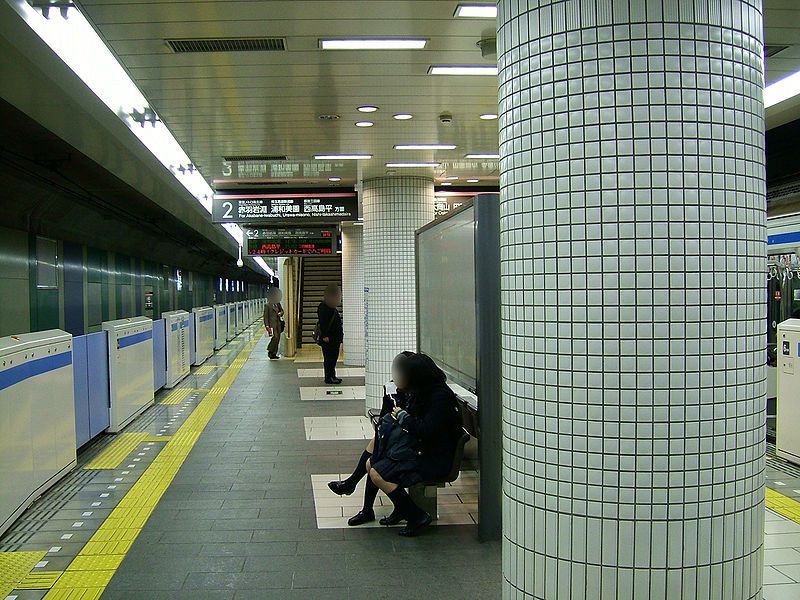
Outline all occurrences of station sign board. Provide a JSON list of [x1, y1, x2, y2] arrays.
[[212, 193, 357, 223], [244, 226, 337, 256]]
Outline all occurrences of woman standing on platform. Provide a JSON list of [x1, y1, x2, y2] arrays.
[[263, 287, 284, 360], [317, 284, 343, 384]]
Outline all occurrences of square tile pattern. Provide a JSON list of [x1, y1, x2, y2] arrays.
[[363, 176, 435, 410], [310, 472, 478, 529], [497, 1, 766, 598], [303, 416, 374, 441]]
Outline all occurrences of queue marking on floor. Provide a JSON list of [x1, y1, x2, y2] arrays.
[[42, 330, 264, 600], [83, 432, 167, 470]]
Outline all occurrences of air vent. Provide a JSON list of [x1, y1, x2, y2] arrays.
[[318, 114, 341, 121], [765, 45, 790, 58], [223, 155, 288, 162], [167, 38, 286, 53]]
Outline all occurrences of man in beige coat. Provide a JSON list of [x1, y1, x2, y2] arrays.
[[263, 287, 284, 359]]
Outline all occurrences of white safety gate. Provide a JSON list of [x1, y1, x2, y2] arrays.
[[162, 310, 190, 388], [214, 304, 227, 350], [192, 306, 214, 365], [0, 330, 76, 537], [226, 303, 236, 341], [103, 317, 155, 432]]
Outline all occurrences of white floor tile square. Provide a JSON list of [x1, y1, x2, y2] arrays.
[[297, 367, 365, 378], [304, 416, 374, 441], [299, 386, 366, 401]]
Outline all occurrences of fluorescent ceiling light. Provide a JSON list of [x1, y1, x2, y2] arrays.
[[385, 162, 441, 168], [455, 4, 498, 18], [8, 3, 221, 218], [444, 176, 459, 180], [441, 182, 452, 186], [467, 179, 480, 183], [429, 65, 498, 75], [320, 39, 427, 50], [357, 105, 379, 112], [480, 113, 498, 120], [252, 257, 275, 277], [329, 176, 341, 182], [465, 153, 500, 159], [394, 144, 457, 150], [314, 154, 372, 160], [765, 69, 800, 108], [393, 113, 413, 120], [355, 121, 374, 127]]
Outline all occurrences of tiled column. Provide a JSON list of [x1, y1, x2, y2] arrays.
[[341, 222, 365, 366], [363, 176, 434, 410], [497, 1, 766, 599]]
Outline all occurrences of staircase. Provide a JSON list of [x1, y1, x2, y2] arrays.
[[299, 256, 342, 347]]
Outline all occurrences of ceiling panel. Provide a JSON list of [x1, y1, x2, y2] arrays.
[[74, 0, 800, 190]]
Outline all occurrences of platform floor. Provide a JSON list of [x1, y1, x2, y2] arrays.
[[1, 329, 800, 599]]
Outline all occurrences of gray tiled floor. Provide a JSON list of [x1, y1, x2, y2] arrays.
[[102, 338, 501, 599]]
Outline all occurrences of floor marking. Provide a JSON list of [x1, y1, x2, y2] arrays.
[[192, 365, 219, 375], [157, 388, 200, 405], [0, 551, 47, 597], [43, 333, 263, 600], [83, 433, 167, 470], [16, 571, 62, 590], [766, 487, 800, 524]]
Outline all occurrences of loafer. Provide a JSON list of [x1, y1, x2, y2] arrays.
[[398, 512, 432, 537], [327, 480, 355, 496], [347, 509, 375, 526], [380, 510, 405, 526]]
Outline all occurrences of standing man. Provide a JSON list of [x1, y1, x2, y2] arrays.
[[318, 284, 343, 384], [264, 287, 284, 360]]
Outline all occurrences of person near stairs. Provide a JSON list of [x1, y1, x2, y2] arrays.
[[264, 287, 284, 360], [317, 284, 343, 384]]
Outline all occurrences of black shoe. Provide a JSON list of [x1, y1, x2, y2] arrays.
[[398, 512, 432, 537], [328, 377, 343, 385], [268, 354, 280, 360], [327, 480, 355, 496], [347, 509, 375, 526], [380, 510, 405, 526]]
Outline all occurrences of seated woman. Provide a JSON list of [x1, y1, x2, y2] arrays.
[[327, 352, 415, 524], [330, 353, 462, 536]]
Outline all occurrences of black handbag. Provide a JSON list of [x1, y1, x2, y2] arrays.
[[376, 414, 417, 462]]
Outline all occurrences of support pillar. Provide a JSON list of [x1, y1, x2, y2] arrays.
[[497, 1, 766, 598], [363, 176, 434, 410], [341, 222, 365, 366]]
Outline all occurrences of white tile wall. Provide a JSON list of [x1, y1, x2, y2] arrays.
[[341, 223, 365, 366], [363, 176, 435, 410], [497, 0, 767, 598]]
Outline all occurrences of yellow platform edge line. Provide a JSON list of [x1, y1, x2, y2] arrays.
[[83, 432, 150, 470], [44, 333, 263, 599]]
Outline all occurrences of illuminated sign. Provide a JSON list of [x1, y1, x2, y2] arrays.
[[245, 227, 337, 256], [212, 193, 357, 223]]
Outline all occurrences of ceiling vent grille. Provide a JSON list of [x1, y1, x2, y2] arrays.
[[167, 38, 286, 53], [223, 155, 288, 162], [765, 45, 790, 58]]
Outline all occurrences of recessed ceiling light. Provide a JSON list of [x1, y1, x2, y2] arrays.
[[429, 65, 498, 76], [314, 154, 372, 160], [355, 121, 374, 127], [394, 144, 457, 150], [444, 176, 459, 180], [441, 182, 452, 186], [385, 162, 441, 168], [467, 179, 480, 183], [455, 4, 498, 18], [357, 105, 379, 113], [329, 176, 341, 182], [480, 113, 498, 120], [465, 153, 499, 159], [320, 39, 428, 50], [393, 113, 413, 120]]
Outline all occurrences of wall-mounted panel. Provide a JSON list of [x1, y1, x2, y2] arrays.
[[192, 307, 214, 365]]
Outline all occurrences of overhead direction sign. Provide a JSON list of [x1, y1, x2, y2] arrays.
[[244, 226, 337, 257], [212, 193, 357, 223]]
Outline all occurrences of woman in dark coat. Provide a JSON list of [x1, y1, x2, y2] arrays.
[[330, 353, 462, 536]]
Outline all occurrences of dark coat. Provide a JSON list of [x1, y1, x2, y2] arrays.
[[396, 384, 462, 481], [317, 302, 343, 344]]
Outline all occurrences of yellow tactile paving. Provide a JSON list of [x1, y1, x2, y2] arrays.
[[766, 487, 800, 524], [17, 570, 63, 589], [0, 550, 47, 584], [83, 432, 152, 469], [157, 387, 194, 405], [193, 365, 219, 375], [44, 333, 263, 600]]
